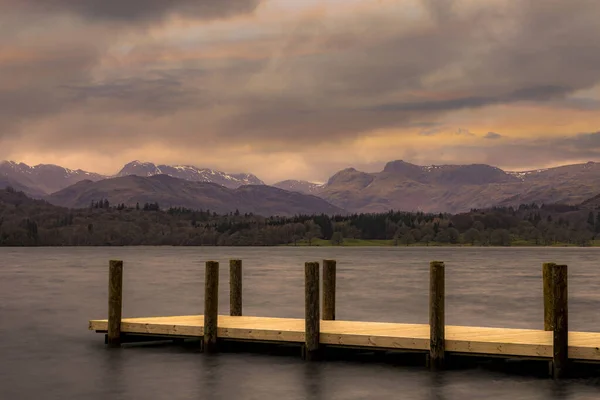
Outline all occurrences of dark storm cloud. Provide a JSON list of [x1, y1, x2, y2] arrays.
[[558, 131, 600, 151], [0, 0, 261, 138], [214, 0, 600, 143], [62, 76, 207, 114], [368, 86, 570, 113], [484, 132, 503, 140], [0, 33, 104, 136], [0, 0, 262, 22], [446, 132, 600, 169], [1, 0, 600, 170]]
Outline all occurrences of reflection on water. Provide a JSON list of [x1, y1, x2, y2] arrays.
[[429, 372, 446, 400], [0, 246, 599, 399]]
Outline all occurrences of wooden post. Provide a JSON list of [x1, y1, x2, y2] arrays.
[[107, 260, 123, 348], [429, 261, 445, 370], [552, 264, 568, 379], [230, 259, 242, 316], [322, 259, 336, 321], [543, 262, 556, 331], [204, 261, 219, 353], [304, 261, 320, 361]]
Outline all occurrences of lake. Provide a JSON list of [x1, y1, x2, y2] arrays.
[[1, 246, 599, 399]]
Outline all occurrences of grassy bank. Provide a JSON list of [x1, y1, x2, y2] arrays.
[[282, 238, 599, 247]]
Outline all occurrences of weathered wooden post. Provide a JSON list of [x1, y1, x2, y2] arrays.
[[107, 260, 123, 347], [552, 264, 568, 379], [429, 261, 445, 370], [204, 261, 219, 353], [230, 259, 242, 317], [304, 261, 321, 361], [322, 259, 336, 321], [543, 262, 556, 331]]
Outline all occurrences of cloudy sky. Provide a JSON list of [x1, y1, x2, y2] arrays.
[[1, 0, 600, 183]]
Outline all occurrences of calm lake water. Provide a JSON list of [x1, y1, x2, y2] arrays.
[[1, 246, 599, 399]]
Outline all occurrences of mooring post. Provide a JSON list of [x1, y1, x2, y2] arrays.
[[429, 261, 445, 370], [230, 259, 242, 317], [204, 261, 219, 353], [552, 264, 568, 379], [543, 262, 556, 331], [107, 260, 123, 348], [304, 261, 321, 361], [322, 259, 336, 321]]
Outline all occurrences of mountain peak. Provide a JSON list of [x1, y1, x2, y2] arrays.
[[327, 167, 374, 188], [117, 160, 161, 177], [0, 160, 105, 194], [122, 160, 159, 168], [382, 160, 424, 175]]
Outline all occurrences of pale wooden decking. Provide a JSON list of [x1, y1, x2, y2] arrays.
[[89, 315, 600, 361]]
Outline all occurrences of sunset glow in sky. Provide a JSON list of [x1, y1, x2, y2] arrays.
[[1, 0, 600, 183]]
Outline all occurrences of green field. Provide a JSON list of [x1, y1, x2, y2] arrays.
[[285, 238, 466, 247], [283, 238, 598, 247], [286, 238, 393, 246]]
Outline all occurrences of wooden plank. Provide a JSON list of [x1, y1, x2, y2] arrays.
[[88, 316, 600, 361], [569, 332, 600, 361], [219, 327, 304, 343]]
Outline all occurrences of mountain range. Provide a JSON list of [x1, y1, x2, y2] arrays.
[[0, 160, 264, 194], [116, 161, 264, 188], [4, 158, 600, 215]]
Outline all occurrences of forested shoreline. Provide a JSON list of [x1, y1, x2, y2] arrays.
[[1, 187, 599, 247]]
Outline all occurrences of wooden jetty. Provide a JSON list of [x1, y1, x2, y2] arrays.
[[89, 259, 600, 379]]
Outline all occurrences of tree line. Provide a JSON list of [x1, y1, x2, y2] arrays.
[[0, 187, 598, 246]]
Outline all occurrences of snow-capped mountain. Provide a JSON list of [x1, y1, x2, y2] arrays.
[[507, 169, 549, 181], [116, 161, 265, 189], [272, 180, 324, 195], [0, 161, 106, 194]]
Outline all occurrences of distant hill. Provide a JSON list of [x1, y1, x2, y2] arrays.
[[318, 160, 600, 213], [0, 176, 46, 198], [117, 160, 264, 189], [45, 174, 345, 216], [495, 162, 600, 208], [2, 186, 599, 247], [578, 193, 600, 209], [0, 187, 342, 246]]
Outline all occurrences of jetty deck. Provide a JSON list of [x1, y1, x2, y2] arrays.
[[90, 259, 600, 379], [89, 315, 600, 361]]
